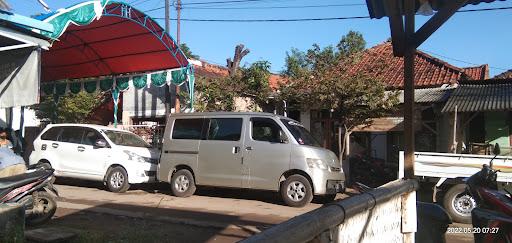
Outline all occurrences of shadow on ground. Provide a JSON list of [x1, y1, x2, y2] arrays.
[[27, 202, 260, 243], [54, 177, 346, 206]]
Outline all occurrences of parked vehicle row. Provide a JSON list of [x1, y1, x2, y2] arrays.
[[29, 124, 159, 193], [27, 112, 346, 207]]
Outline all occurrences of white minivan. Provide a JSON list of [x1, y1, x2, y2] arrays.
[[29, 124, 159, 192]]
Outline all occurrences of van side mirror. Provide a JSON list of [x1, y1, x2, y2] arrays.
[[493, 143, 501, 155], [94, 139, 108, 148]]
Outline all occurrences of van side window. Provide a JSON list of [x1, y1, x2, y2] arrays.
[[82, 129, 104, 146], [172, 119, 204, 140], [251, 118, 287, 143], [41, 127, 61, 141], [207, 118, 243, 141], [59, 127, 85, 144]]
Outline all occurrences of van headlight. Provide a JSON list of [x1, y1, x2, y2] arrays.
[[306, 158, 328, 170], [123, 150, 155, 164]]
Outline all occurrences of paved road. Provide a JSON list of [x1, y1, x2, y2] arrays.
[[36, 179, 473, 242]]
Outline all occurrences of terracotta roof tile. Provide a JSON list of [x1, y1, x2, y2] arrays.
[[191, 59, 285, 90], [462, 64, 489, 80], [191, 60, 230, 79], [345, 42, 464, 88]]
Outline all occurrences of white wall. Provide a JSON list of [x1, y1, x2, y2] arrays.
[[0, 107, 40, 131], [300, 110, 311, 131]]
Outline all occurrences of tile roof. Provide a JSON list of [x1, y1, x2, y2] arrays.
[[462, 64, 489, 80], [494, 69, 512, 79], [346, 42, 464, 88], [442, 80, 512, 112], [190, 59, 286, 90], [191, 59, 230, 79]]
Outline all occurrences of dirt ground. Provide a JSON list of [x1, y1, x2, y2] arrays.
[[31, 207, 252, 243], [24, 179, 474, 243]]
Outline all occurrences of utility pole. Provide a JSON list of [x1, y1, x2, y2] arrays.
[[174, 0, 182, 113], [164, 0, 171, 117]]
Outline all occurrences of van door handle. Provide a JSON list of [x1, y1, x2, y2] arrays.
[[232, 146, 240, 154], [77, 146, 85, 152], [51, 143, 59, 148], [245, 146, 253, 151]]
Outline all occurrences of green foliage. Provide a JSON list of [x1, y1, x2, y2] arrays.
[[193, 76, 236, 112], [283, 30, 366, 79], [279, 31, 398, 155], [192, 60, 272, 112], [179, 43, 200, 59], [336, 30, 366, 58], [32, 91, 104, 123]]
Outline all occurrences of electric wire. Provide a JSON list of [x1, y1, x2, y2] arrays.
[[151, 6, 512, 22]]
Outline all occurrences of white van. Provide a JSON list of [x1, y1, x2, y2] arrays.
[[29, 124, 159, 192], [158, 112, 345, 207]]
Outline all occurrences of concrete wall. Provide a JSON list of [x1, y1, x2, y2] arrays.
[[336, 195, 403, 242], [0, 204, 24, 243], [243, 179, 418, 243]]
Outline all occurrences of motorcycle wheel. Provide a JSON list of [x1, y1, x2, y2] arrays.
[[26, 191, 57, 226], [443, 184, 475, 224]]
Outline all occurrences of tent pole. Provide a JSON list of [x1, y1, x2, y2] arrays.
[[174, 0, 182, 113], [164, 0, 172, 117]]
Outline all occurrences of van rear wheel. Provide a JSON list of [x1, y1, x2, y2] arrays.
[[171, 169, 196, 197], [281, 175, 313, 207]]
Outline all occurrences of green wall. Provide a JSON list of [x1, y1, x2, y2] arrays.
[[485, 112, 510, 154]]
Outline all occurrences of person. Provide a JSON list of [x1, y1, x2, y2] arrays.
[[0, 128, 13, 149], [0, 147, 26, 178]]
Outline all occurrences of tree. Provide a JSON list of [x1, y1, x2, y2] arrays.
[[191, 60, 272, 112], [32, 91, 104, 123], [279, 31, 398, 159], [179, 43, 200, 59]]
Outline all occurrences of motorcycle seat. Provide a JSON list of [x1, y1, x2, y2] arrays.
[[0, 169, 52, 190]]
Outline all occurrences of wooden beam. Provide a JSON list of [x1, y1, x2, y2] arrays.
[[403, 0, 415, 179], [386, 0, 405, 57], [412, 0, 468, 49]]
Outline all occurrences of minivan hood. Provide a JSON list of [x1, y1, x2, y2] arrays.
[[117, 145, 160, 159]]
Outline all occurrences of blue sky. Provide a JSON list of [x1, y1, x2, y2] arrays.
[[12, 0, 512, 76]]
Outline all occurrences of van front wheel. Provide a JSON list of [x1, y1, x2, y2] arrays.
[[281, 175, 313, 207], [171, 169, 196, 197]]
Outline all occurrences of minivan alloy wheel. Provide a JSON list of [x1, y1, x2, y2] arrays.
[[287, 181, 306, 202], [110, 171, 125, 189], [174, 175, 190, 192]]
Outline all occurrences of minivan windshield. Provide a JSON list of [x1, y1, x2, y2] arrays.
[[103, 130, 151, 148], [281, 119, 321, 147]]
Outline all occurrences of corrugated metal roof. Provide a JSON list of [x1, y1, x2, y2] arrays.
[[392, 86, 454, 103], [442, 83, 512, 112], [366, 0, 504, 19]]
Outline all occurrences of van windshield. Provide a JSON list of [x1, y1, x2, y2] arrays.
[[281, 119, 321, 147], [103, 130, 150, 148]]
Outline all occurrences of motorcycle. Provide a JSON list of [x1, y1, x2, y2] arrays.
[[0, 168, 58, 225], [466, 144, 512, 243]]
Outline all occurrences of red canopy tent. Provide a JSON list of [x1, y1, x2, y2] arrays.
[[40, 1, 188, 82]]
